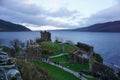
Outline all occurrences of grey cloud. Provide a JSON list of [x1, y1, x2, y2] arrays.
[[47, 8, 80, 17], [0, 6, 47, 25], [83, 4, 120, 27], [0, 0, 81, 29], [0, 0, 45, 15], [0, 0, 120, 29]]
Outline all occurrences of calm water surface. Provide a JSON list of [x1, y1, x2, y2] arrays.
[[0, 31, 120, 66]]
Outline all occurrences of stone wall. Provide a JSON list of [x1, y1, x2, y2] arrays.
[[68, 50, 90, 64], [92, 62, 119, 80], [76, 42, 93, 53], [19, 41, 42, 61], [25, 44, 42, 61], [40, 31, 51, 41]]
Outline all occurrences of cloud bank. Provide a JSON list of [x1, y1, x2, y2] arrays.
[[84, 3, 120, 27], [0, 0, 120, 30], [0, 0, 82, 29]]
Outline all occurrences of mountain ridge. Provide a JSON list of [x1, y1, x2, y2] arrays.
[[75, 21, 120, 32], [0, 19, 31, 32]]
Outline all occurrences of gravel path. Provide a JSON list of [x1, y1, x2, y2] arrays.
[[44, 61, 87, 80], [49, 53, 68, 58], [46, 53, 88, 80]]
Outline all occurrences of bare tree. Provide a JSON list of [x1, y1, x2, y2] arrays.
[[10, 39, 22, 53]]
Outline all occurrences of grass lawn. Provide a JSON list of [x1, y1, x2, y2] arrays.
[[64, 44, 79, 53], [51, 55, 89, 72], [33, 61, 79, 80], [62, 63, 89, 72], [86, 77, 95, 80], [51, 55, 68, 62], [41, 41, 79, 56]]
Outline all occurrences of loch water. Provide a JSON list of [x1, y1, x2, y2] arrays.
[[0, 31, 120, 67]]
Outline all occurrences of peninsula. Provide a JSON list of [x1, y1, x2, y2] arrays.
[[0, 31, 120, 80]]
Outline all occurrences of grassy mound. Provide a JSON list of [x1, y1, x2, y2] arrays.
[[51, 55, 68, 62], [93, 52, 103, 63], [51, 55, 89, 72], [16, 60, 50, 80], [0, 46, 11, 52], [41, 41, 79, 56]]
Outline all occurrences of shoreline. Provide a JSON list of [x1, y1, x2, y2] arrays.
[[104, 62, 120, 73], [1, 40, 120, 71], [0, 31, 120, 73]]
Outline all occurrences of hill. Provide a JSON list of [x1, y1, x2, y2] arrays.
[[41, 41, 79, 56], [75, 21, 120, 32], [0, 19, 31, 31]]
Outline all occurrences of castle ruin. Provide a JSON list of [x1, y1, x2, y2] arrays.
[[40, 31, 51, 41]]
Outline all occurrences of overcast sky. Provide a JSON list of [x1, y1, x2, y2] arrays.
[[0, 0, 120, 30]]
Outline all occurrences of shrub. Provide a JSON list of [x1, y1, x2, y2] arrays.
[[16, 59, 50, 80], [93, 52, 103, 63]]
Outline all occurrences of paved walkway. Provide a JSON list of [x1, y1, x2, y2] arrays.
[[46, 53, 88, 80], [44, 61, 87, 80]]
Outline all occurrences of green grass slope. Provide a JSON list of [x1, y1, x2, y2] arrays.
[[33, 62, 79, 80]]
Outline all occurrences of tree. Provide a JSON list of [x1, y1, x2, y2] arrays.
[[10, 39, 22, 53]]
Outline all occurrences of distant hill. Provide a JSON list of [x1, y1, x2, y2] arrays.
[[75, 21, 120, 32], [0, 19, 31, 31]]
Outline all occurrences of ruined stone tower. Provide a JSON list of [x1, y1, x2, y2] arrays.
[[40, 31, 51, 41]]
